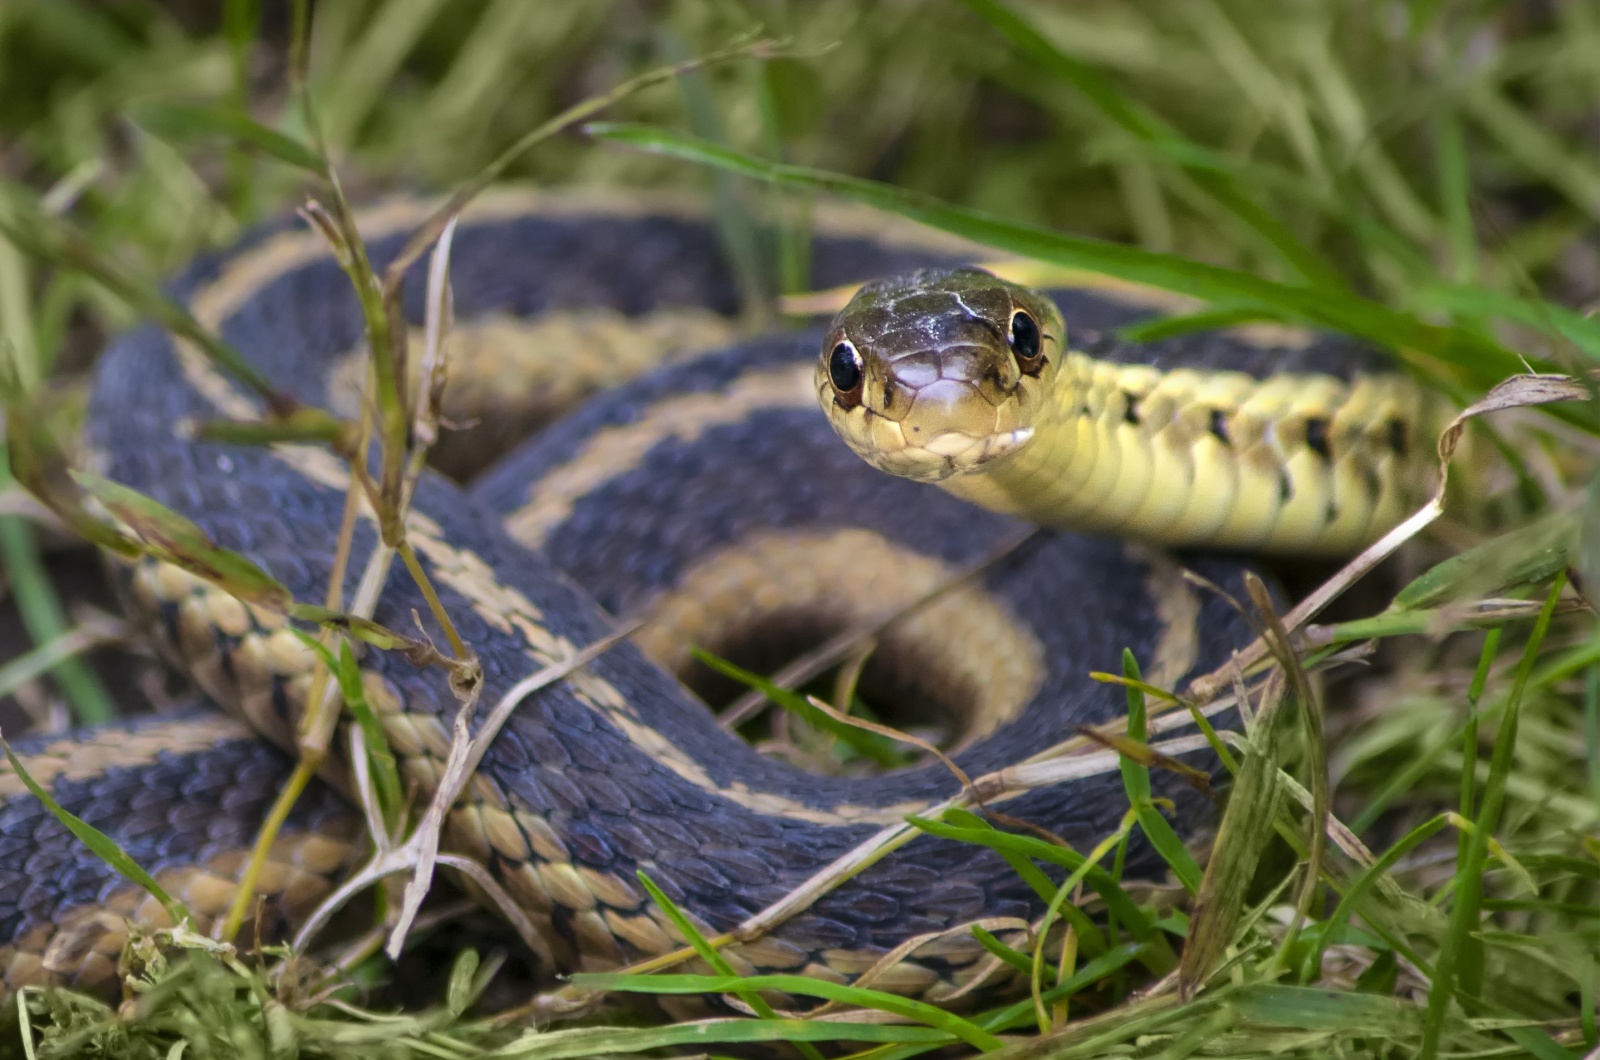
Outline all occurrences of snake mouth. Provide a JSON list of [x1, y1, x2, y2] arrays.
[[828, 402, 1035, 484], [895, 424, 1035, 482]]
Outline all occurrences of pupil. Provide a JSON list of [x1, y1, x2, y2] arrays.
[[1010, 311, 1040, 360], [829, 342, 862, 393]]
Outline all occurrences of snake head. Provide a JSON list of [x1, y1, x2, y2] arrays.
[[815, 267, 1063, 483]]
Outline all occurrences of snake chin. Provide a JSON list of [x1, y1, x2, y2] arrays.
[[842, 419, 1036, 484], [916, 425, 1035, 478]]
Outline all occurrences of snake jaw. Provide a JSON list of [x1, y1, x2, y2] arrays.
[[908, 424, 1035, 480]]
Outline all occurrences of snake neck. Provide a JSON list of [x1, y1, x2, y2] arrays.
[[937, 349, 1446, 556]]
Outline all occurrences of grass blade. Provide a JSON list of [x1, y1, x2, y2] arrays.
[[977, 942, 1148, 1034], [0, 622, 119, 699], [1232, 984, 1419, 1033], [1115, 651, 1202, 894], [954, 0, 1343, 287], [0, 736, 187, 925], [0, 486, 113, 725], [290, 630, 404, 825], [569, 972, 1004, 1052], [1178, 685, 1287, 998], [133, 103, 326, 175], [912, 810, 1157, 944], [586, 123, 1516, 375], [0, 198, 293, 415], [493, 1019, 957, 1058], [635, 870, 826, 1060], [692, 648, 907, 766], [0, 402, 114, 722], [1420, 574, 1566, 1059]]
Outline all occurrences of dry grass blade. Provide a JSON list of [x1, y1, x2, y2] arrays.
[[1074, 728, 1214, 794], [720, 529, 1038, 728], [997, 731, 1225, 792], [382, 621, 639, 958], [414, 216, 457, 453], [213, 25, 788, 989], [802, 694, 975, 794], [386, 215, 475, 654], [231, 206, 472, 945], [1241, 576, 1327, 979], [0, 487, 62, 526], [287, 624, 637, 965], [1178, 677, 1287, 999], [801, 917, 1033, 1018], [537, 725, 1222, 1017], [727, 730, 1221, 948]]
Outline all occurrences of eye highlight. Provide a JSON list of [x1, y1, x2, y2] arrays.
[[828, 340, 864, 405], [1008, 309, 1044, 373]]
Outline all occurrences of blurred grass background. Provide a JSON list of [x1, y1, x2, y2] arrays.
[[6, 0, 1596, 368], [3, 0, 1600, 1055]]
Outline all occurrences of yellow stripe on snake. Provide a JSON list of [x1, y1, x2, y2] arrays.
[[0, 191, 1446, 1006]]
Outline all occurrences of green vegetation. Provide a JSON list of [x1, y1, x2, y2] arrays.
[[2, 0, 1599, 1057]]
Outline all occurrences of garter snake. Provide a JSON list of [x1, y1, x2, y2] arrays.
[[817, 268, 1447, 555], [0, 190, 1443, 1005]]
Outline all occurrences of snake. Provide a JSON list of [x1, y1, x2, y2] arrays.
[[0, 190, 1446, 1007]]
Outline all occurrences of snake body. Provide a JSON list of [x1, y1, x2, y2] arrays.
[[0, 192, 1436, 1004]]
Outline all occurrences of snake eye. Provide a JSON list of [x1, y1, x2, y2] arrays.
[[828, 341, 864, 405], [1009, 310, 1044, 372]]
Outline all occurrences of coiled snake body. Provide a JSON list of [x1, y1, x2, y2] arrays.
[[0, 192, 1443, 1003]]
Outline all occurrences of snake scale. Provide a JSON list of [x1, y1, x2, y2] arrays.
[[0, 191, 1443, 1006]]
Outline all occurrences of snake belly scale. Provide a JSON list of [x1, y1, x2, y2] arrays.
[[0, 191, 1432, 1003]]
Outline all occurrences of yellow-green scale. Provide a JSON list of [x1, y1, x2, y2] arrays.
[[937, 350, 1445, 556]]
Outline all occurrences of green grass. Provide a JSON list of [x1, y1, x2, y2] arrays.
[[2, 0, 1600, 1057]]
